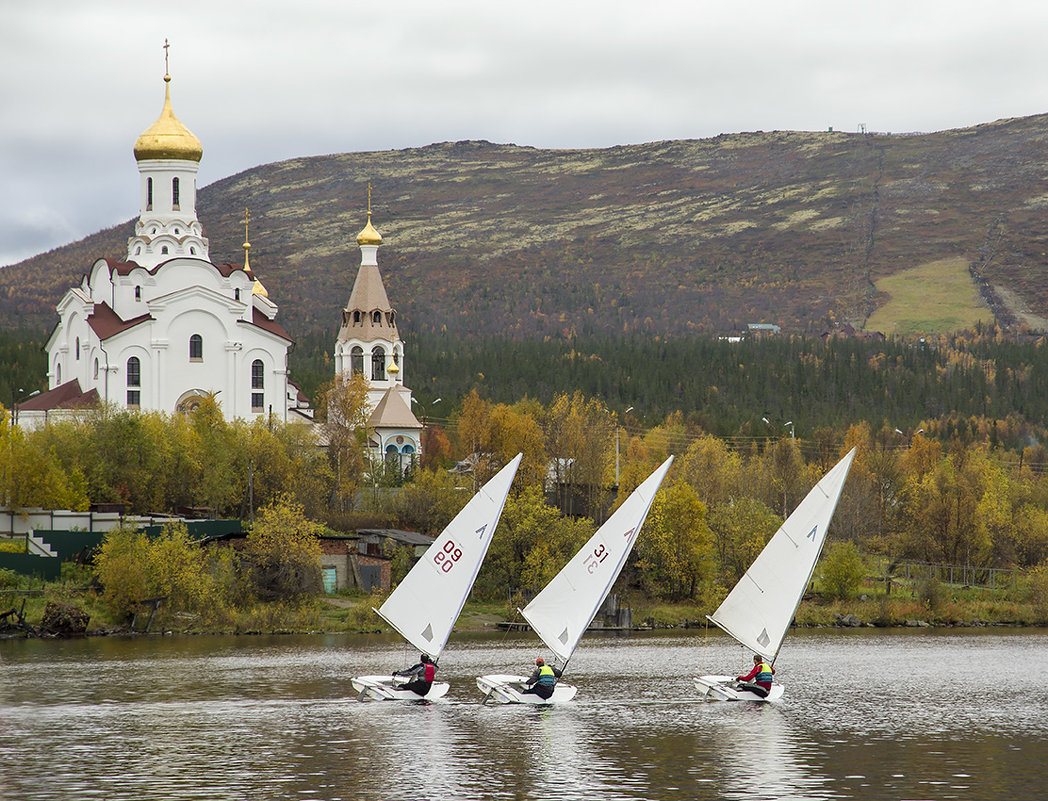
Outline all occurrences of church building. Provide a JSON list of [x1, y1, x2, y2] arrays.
[[334, 204, 422, 469], [20, 64, 311, 427]]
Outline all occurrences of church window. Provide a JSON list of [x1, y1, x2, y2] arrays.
[[161, 245, 169, 255], [190, 247, 196, 255], [126, 356, 141, 409], [146, 177, 153, 210], [189, 334, 203, 362], [251, 359, 264, 412], [135, 246, 142, 255], [351, 346, 364, 375], [135, 286, 141, 301], [372, 310, 382, 324], [235, 288, 241, 301], [175, 228, 180, 235], [75, 337, 80, 360], [371, 347, 386, 381], [172, 177, 180, 209], [353, 310, 361, 324], [56, 363, 61, 384], [93, 359, 99, 380]]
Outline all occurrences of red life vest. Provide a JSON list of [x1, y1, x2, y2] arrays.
[[424, 662, 436, 682]]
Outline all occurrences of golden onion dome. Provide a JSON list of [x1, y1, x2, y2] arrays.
[[387, 360, 400, 375], [133, 75, 203, 162], [357, 212, 383, 246]]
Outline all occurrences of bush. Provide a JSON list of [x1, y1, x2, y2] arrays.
[[94, 522, 236, 625], [820, 541, 866, 600], [243, 496, 324, 601], [1028, 561, 1048, 622], [917, 574, 946, 611]]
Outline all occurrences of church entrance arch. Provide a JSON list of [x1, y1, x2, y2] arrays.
[[176, 389, 212, 415]]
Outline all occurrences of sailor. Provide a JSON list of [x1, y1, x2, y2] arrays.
[[736, 654, 775, 698], [521, 657, 562, 700], [393, 654, 437, 696]]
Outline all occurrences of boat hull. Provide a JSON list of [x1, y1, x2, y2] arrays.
[[476, 674, 579, 704], [350, 675, 450, 701], [694, 675, 785, 703]]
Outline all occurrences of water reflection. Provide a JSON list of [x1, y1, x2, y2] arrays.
[[3, 629, 1048, 800], [711, 704, 835, 801]]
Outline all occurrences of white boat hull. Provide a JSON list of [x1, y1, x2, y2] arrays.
[[476, 674, 579, 704], [694, 675, 785, 703], [350, 675, 450, 701]]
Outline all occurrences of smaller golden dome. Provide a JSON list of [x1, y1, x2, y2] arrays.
[[357, 212, 382, 246], [134, 75, 203, 162], [387, 360, 400, 375]]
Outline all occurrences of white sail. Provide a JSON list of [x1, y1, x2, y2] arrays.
[[708, 447, 856, 662], [520, 457, 674, 665], [376, 453, 522, 659]]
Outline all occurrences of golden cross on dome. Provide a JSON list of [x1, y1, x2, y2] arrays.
[[367, 182, 373, 217], [163, 39, 170, 76], [243, 207, 251, 243]]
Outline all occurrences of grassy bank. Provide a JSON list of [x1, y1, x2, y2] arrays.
[[4, 568, 1045, 639]]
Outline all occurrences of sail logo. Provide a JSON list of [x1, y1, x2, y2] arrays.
[[806, 525, 818, 541], [623, 526, 636, 539], [475, 523, 488, 540]]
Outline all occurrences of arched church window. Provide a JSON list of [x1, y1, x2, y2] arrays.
[[351, 346, 364, 375], [353, 310, 361, 324], [93, 358, 99, 380], [372, 310, 382, 324], [161, 245, 169, 255], [126, 356, 141, 409], [190, 247, 196, 255], [234, 288, 240, 301], [75, 337, 80, 360], [135, 246, 142, 255], [371, 347, 386, 381], [189, 334, 203, 362], [135, 286, 141, 301], [172, 177, 180, 208], [251, 359, 264, 413], [146, 177, 153, 210], [56, 361, 61, 384]]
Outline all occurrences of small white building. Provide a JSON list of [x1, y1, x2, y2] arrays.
[[334, 207, 422, 469], [20, 68, 311, 427]]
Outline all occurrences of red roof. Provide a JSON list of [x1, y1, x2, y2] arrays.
[[18, 380, 100, 412], [245, 307, 291, 341], [87, 303, 153, 340]]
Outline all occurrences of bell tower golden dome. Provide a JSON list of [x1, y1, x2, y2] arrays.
[[133, 42, 202, 162]]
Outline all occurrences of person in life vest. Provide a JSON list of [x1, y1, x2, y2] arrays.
[[521, 657, 563, 700], [393, 654, 437, 696], [736, 654, 775, 698]]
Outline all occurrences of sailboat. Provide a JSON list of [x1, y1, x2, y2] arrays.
[[477, 457, 674, 704], [351, 453, 522, 701], [694, 447, 856, 702]]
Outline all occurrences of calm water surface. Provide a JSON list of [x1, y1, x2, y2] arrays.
[[2, 628, 1046, 800]]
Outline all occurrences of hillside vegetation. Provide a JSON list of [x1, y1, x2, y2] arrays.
[[4, 117, 1048, 341]]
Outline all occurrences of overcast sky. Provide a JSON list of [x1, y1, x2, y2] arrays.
[[4, 0, 1048, 267]]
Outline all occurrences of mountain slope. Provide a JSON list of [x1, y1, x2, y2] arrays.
[[4, 117, 1048, 340]]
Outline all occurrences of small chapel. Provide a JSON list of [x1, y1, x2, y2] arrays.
[[20, 55, 311, 427], [335, 201, 423, 470]]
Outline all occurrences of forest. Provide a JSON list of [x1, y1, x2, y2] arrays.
[[4, 365, 1048, 618]]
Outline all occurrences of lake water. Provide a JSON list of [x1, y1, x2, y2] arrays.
[[2, 627, 1046, 800]]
